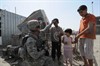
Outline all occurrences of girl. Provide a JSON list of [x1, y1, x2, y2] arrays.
[[62, 28, 74, 66]]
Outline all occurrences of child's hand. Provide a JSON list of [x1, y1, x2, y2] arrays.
[[72, 41, 77, 44], [74, 38, 78, 43]]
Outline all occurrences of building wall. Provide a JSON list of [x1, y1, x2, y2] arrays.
[[0, 9, 26, 45], [96, 16, 100, 35], [0, 10, 2, 45]]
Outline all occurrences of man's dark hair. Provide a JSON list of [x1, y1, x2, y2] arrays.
[[53, 18, 59, 23], [65, 28, 72, 35], [77, 5, 87, 12]]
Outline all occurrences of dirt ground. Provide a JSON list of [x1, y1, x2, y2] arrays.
[[0, 35, 100, 66]]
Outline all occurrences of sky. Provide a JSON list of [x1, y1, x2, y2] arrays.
[[0, 0, 100, 31]]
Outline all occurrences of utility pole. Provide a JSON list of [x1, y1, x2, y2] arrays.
[[15, 7, 16, 34], [91, 1, 94, 14], [15, 7, 16, 14]]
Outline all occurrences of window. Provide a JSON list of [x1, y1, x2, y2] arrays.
[[0, 9, 1, 11], [0, 29, 1, 36], [0, 22, 1, 28], [99, 19, 100, 21], [96, 17, 100, 25], [0, 17, 1, 20], [0, 22, 1, 36], [96, 27, 100, 35]]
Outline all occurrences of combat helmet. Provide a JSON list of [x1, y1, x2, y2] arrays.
[[27, 20, 40, 31]]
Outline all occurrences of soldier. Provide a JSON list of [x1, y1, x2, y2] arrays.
[[22, 20, 54, 66]]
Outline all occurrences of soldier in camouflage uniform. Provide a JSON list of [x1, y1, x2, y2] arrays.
[[23, 20, 54, 66]]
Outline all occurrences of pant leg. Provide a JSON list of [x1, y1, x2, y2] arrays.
[[84, 38, 94, 59], [57, 42, 61, 60], [51, 42, 56, 60], [79, 38, 85, 57], [79, 38, 94, 59]]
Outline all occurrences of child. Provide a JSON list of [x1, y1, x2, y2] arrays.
[[61, 28, 74, 66]]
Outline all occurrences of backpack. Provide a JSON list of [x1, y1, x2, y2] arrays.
[[18, 35, 49, 60], [18, 35, 29, 60]]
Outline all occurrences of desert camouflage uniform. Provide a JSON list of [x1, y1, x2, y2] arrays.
[[23, 23, 54, 66]]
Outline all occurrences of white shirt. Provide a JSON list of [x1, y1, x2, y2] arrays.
[[62, 35, 72, 45]]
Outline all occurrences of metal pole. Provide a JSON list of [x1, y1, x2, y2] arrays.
[[15, 7, 16, 14], [91, 1, 94, 14], [15, 7, 16, 34]]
